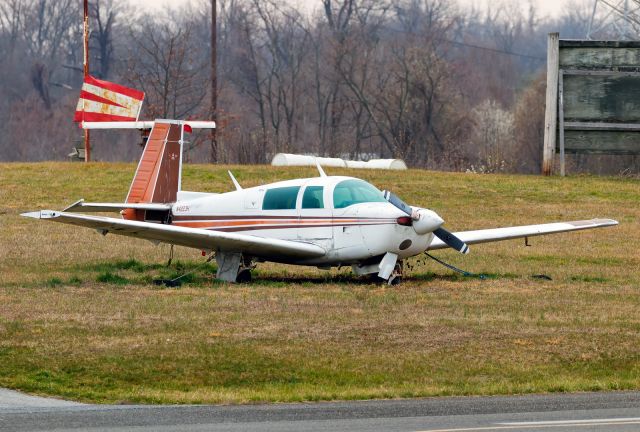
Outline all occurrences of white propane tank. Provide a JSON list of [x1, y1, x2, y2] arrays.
[[271, 153, 407, 170]]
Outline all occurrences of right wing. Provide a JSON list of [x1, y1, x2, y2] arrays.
[[21, 210, 326, 261], [427, 219, 618, 251]]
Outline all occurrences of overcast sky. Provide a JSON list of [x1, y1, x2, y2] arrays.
[[126, 0, 584, 19]]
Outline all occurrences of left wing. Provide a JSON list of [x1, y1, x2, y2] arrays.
[[21, 210, 325, 261], [427, 219, 618, 251]]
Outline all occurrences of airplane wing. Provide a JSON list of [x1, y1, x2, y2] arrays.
[[427, 219, 618, 251], [21, 210, 326, 260]]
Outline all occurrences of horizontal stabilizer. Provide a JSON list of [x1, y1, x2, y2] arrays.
[[427, 219, 618, 251], [81, 120, 216, 130], [20, 210, 326, 261], [63, 199, 172, 213]]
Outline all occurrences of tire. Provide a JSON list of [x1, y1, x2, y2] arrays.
[[236, 269, 252, 284], [389, 275, 402, 286]]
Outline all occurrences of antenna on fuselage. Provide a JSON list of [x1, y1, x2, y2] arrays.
[[315, 160, 327, 178], [228, 170, 243, 191]]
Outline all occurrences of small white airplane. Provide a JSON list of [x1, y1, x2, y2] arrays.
[[23, 120, 618, 284]]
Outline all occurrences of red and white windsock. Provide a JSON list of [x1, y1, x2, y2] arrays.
[[73, 75, 144, 124]]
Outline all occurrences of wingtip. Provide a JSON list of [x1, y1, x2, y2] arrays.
[[20, 210, 59, 219], [21, 211, 42, 219], [593, 218, 619, 226]]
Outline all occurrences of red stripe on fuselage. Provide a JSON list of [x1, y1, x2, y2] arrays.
[[170, 215, 397, 232], [171, 215, 395, 221]]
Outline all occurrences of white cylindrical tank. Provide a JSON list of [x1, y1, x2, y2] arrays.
[[271, 153, 316, 166], [344, 160, 368, 169], [271, 153, 347, 167], [271, 153, 407, 170], [316, 157, 348, 167], [364, 159, 408, 170]]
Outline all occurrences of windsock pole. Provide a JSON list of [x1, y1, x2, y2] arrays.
[[83, 0, 91, 162]]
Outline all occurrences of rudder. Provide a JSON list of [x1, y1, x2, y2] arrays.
[[123, 121, 182, 221]]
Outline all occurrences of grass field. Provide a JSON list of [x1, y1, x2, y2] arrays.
[[0, 162, 638, 404]]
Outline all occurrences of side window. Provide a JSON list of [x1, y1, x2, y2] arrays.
[[262, 186, 301, 210], [302, 186, 324, 209]]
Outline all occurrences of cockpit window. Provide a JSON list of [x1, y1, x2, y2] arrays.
[[262, 186, 300, 210], [333, 180, 387, 209], [302, 186, 324, 209]]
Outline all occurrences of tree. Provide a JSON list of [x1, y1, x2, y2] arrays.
[[127, 18, 208, 120], [90, 0, 117, 79], [513, 74, 545, 173]]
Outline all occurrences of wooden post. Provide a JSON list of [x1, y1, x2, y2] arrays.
[[83, 0, 91, 162], [542, 32, 559, 176], [558, 70, 566, 177], [210, 0, 218, 163]]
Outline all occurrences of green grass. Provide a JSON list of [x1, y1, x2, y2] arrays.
[[0, 162, 638, 404]]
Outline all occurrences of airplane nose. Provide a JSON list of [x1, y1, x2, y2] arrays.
[[412, 208, 444, 235]]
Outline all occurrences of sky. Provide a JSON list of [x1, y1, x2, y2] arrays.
[[126, 0, 581, 19]]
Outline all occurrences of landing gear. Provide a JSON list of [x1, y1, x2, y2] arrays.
[[215, 252, 255, 283], [375, 252, 403, 285], [367, 261, 404, 285], [236, 268, 252, 283], [387, 262, 403, 285]]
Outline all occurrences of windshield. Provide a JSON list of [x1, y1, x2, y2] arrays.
[[333, 179, 387, 209]]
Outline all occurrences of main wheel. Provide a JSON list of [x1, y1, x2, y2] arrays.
[[388, 275, 403, 286], [236, 269, 252, 283]]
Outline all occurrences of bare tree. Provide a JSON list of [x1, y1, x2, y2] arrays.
[[513, 74, 545, 173], [127, 18, 208, 120], [252, 0, 310, 153], [20, 0, 79, 64], [312, 0, 355, 156], [90, 0, 116, 79]]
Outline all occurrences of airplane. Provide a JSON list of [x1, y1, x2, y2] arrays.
[[22, 119, 618, 285]]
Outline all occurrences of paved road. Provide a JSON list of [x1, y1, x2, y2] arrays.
[[1, 389, 639, 431], [0, 388, 83, 409]]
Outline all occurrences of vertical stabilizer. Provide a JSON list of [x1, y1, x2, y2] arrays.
[[123, 120, 183, 221]]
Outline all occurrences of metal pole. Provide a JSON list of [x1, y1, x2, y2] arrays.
[[558, 70, 566, 177], [83, 0, 91, 162], [210, 0, 218, 163]]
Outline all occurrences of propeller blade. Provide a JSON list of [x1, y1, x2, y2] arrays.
[[433, 227, 469, 254], [382, 190, 412, 216]]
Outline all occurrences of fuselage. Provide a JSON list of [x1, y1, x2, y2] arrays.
[[168, 176, 433, 266]]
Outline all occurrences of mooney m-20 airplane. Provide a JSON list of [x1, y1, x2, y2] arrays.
[[23, 120, 618, 284]]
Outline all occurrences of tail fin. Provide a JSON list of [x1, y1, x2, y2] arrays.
[[123, 120, 183, 221]]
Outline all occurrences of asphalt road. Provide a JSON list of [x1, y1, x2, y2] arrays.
[[1, 389, 639, 432]]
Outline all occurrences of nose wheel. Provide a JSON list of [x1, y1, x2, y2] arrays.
[[387, 262, 403, 285], [367, 261, 404, 285]]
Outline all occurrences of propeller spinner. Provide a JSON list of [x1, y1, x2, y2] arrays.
[[383, 190, 470, 255]]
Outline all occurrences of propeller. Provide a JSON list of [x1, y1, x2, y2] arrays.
[[383, 190, 470, 254], [382, 190, 412, 215], [433, 227, 469, 254]]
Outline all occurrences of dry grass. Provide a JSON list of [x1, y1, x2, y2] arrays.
[[0, 162, 638, 403]]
